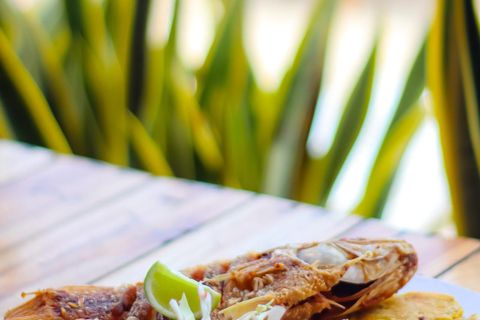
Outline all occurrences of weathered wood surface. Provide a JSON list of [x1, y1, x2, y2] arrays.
[[1, 140, 479, 317]]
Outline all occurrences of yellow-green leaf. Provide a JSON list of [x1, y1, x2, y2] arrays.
[[317, 42, 377, 205], [0, 28, 71, 153], [23, 13, 85, 154], [355, 105, 426, 218], [355, 37, 427, 218], [126, 0, 150, 115], [129, 112, 172, 176], [0, 98, 14, 139], [262, 0, 336, 198], [170, 72, 223, 173], [455, 0, 480, 176], [428, 0, 480, 237]]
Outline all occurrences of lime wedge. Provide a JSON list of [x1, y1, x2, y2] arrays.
[[144, 261, 221, 319]]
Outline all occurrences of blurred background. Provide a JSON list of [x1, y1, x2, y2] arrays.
[[1, 0, 480, 237]]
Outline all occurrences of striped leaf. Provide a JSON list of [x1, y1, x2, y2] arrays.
[[262, 0, 336, 198], [0, 28, 71, 153], [455, 0, 480, 175], [0, 98, 14, 139], [355, 39, 427, 218], [128, 112, 172, 176], [317, 42, 377, 206], [428, 0, 480, 237], [79, 0, 128, 165], [126, 0, 150, 115], [355, 105, 425, 218], [23, 13, 85, 154]]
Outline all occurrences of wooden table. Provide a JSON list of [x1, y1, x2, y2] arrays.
[[1, 139, 479, 317]]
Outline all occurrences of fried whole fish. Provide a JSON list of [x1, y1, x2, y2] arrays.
[[5, 238, 417, 320]]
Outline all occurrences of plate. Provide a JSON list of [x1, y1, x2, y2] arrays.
[[400, 275, 480, 316]]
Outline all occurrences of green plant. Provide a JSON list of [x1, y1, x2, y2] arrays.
[[0, 0, 427, 220], [428, 0, 480, 237]]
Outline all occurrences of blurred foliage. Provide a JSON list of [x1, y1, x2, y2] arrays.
[[0, 0, 439, 223], [428, 0, 480, 238]]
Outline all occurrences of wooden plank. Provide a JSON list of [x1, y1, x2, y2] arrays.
[[338, 218, 399, 238], [92, 196, 361, 286], [0, 154, 150, 252], [438, 248, 480, 293], [0, 180, 252, 307], [400, 233, 480, 277], [0, 140, 55, 185]]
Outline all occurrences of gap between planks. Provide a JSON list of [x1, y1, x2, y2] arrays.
[[400, 233, 480, 278], [436, 247, 480, 293]]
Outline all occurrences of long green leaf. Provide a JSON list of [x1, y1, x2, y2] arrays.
[[0, 0, 46, 88], [262, 0, 336, 197], [168, 104, 196, 179], [224, 71, 261, 191], [195, 0, 245, 129], [428, 0, 480, 237], [195, 0, 239, 89], [150, 0, 181, 154], [23, 13, 85, 154], [154, 1, 196, 178], [170, 72, 223, 173], [186, 0, 251, 183], [455, 0, 480, 176], [0, 98, 14, 139], [80, 0, 127, 165], [0, 28, 71, 153], [391, 41, 427, 126], [148, 0, 197, 179], [355, 38, 427, 218], [126, 0, 150, 115], [139, 47, 165, 131], [105, 0, 134, 71], [128, 112, 172, 176], [62, 0, 84, 37], [317, 42, 377, 205], [355, 105, 426, 218]]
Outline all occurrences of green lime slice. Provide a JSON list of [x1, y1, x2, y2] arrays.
[[144, 261, 221, 319]]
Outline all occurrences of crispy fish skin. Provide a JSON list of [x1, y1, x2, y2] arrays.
[[4, 285, 150, 320], [196, 239, 417, 320], [207, 248, 347, 320], [125, 285, 159, 320], [322, 239, 418, 317], [5, 239, 418, 320]]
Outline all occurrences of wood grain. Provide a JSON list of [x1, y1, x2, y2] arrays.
[[338, 218, 399, 238], [400, 233, 480, 277], [0, 154, 150, 252], [2, 141, 480, 317], [0, 140, 55, 185], [93, 196, 361, 286], [438, 248, 480, 293], [0, 179, 251, 312]]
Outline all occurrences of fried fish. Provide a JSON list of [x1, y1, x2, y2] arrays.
[[5, 238, 418, 320]]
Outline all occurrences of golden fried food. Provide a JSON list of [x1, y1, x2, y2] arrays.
[[348, 291, 464, 320], [186, 239, 418, 320]]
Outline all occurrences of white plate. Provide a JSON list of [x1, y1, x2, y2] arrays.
[[399, 275, 480, 316]]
